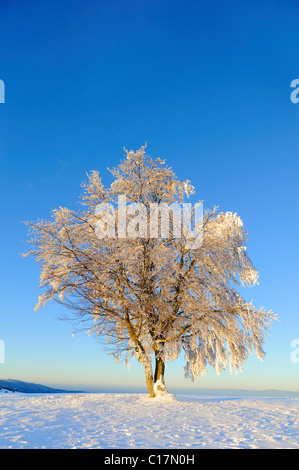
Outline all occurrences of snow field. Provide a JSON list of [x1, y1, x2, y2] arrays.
[[0, 393, 298, 449]]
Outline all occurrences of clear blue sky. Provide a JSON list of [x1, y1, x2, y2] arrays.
[[0, 0, 298, 393]]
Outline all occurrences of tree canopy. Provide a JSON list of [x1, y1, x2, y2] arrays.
[[24, 145, 276, 397]]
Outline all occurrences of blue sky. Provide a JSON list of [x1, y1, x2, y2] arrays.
[[0, 0, 298, 393]]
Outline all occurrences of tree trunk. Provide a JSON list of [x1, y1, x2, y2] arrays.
[[153, 354, 168, 395], [144, 365, 156, 398], [143, 356, 168, 398]]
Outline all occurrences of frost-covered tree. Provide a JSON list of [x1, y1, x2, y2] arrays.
[[24, 145, 276, 397]]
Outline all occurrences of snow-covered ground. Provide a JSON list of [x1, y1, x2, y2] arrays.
[[0, 392, 298, 449]]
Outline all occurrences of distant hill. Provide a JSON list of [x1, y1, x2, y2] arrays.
[[0, 379, 85, 394]]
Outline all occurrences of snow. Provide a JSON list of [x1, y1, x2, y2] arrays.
[[0, 393, 298, 449]]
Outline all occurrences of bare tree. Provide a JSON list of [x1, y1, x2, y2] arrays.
[[24, 145, 276, 397]]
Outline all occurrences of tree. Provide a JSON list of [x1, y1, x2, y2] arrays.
[[24, 145, 276, 398]]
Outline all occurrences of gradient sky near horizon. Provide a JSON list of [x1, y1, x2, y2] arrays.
[[0, 0, 298, 393]]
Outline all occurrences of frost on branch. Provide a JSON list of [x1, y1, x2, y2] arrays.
[[23, 145, 276, 397]]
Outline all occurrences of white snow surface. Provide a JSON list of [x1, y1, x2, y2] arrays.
[[0, 392, 298, 449]]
